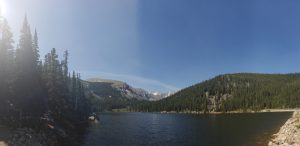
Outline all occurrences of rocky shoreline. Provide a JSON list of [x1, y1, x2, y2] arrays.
[[7, 128, 58, 146], [269, 111, 300, 146], [0, 142, 7, 146], [0, 126, 84, 146], [158, 109, 298, 115]]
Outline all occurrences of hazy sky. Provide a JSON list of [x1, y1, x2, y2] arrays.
[[3, 0, 300, 92]]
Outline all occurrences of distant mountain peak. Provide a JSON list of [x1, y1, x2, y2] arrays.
[[84, 78, 172, 101]]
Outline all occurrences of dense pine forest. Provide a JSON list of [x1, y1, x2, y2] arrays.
[[0, 15, 90, 144], [132, 73, 300, 112]]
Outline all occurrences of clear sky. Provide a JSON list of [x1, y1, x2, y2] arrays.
[[2, 0, 300, 92]]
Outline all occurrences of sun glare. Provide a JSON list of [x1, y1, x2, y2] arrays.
[[0, 0, 7, 17]]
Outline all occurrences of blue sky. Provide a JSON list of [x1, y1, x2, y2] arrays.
[[3, 0, 300, 92]]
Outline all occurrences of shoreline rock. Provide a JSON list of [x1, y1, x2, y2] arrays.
[[268, 111, 300, 146], [157, 109, 298, 115], [0, 142, 7, 146], [7, 128, 58, 146]]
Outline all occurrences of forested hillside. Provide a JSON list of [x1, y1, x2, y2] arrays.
[[0, 15, 90, 144], [132, 73, 300, 112]]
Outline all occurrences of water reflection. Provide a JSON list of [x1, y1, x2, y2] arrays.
[[83, 112, 291, 146]]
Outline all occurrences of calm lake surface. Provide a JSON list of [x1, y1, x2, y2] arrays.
[[83, 112, 291, 146]]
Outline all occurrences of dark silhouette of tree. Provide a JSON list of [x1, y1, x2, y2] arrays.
[[15, 15, 45, 121], [0, 15, 90, 129]]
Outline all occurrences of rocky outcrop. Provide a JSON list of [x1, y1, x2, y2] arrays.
[[206, 93, 233, 112], [8, 128, 58, 146], [269, 111, 300, 146], [84, 78, 171, 101]]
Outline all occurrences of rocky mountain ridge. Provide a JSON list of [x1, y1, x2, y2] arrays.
[[84, 78, 171, 101]]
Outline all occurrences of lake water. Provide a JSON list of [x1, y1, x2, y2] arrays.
[[83, 112, 291, 146], [0, 125, 11, 141]]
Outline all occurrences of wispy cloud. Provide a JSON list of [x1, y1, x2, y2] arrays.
[[80, 71, 179, 92]]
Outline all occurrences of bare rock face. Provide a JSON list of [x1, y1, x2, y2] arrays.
[[269, 111, 300, 146], [206, 93, 233, 112]]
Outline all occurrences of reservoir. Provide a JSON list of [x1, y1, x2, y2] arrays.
[[83, 112, 291, 146]]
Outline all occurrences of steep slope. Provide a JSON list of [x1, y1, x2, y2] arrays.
[[148, 91, 175, 101], [83, 78, 170, 111], [132, 73, 300, 112]]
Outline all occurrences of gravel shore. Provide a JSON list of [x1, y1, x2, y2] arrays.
[[269, 111, 300, 146], [0, 142, 7, 146]]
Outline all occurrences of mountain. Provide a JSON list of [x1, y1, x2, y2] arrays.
[[83, 78, 171, 111], [148, 91, 174, 101], [132, 73, 300, 112]]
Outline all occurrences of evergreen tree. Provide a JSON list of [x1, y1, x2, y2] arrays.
[[62, 50, 69, 85], [33, 28, 40, 64], [71, 71, 77, 110], [0, 17, 14, 116], [0, 15, 90, 130], [15, 15, 44, 120], [43, 48, 66, 120], [62, 51, 69, 93]]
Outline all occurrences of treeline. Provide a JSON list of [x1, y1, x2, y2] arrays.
[[0, 15, 90, 128], [131, 73, 300, 112], [88, 94, 140, 112]]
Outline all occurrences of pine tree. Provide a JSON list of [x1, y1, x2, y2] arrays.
[[33, 29, 40, 64], [73, 71, 79, 110], [43, 48, 67, 120], [76, 73, 89, 120], [62, 50, 69, 95], [0, 17, 14, 116], [15, 15, 44, 120], [62, 50, 69, 81], [0, 15, 91, 130]]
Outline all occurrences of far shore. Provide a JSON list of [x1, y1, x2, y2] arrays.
[[107, 108, 300, 115], [158, 109, 299, 115]]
